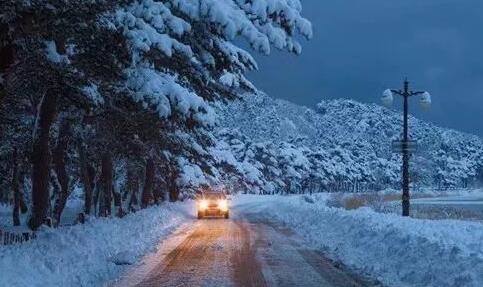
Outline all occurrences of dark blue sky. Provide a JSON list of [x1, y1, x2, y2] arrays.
[[246, 0, 483, 136]]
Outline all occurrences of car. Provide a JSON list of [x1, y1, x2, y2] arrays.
[[197, 191, 229, 219]]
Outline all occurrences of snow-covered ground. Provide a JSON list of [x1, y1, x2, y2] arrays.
[[0, 203, 11, 227], [236, 194, 483, 287], [0, 202, 194, 287], [2, 193, 483, 287], [0, 187, 85, 229]]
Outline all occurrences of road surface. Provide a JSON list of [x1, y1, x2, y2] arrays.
[[114, 203, 373, 287]]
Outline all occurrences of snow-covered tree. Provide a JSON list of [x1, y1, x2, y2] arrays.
[[0, 0, 312, 229], [215, 92, 483, 194]]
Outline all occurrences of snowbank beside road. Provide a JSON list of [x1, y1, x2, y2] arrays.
[[0, 202, 193, 287], [236, 194, 483, 287]]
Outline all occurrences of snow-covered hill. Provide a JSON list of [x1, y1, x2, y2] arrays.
[[212, 93, 483, 194]]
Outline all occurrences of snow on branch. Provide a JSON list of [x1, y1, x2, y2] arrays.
[[170, 0, 312, 55], [44, 40, 70, 64], [125, 67, 215, 126], [81, 83, 104, 105], [114, 0, 193, 60]]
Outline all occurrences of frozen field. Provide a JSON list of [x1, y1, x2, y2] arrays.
[[326, 189, 483, 222], [411, 193, 483, 221]]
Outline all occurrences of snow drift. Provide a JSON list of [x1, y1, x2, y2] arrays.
[[237, 195, 483, 287], [0, 203, 192, 286]]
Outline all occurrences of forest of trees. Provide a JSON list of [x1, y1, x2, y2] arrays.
[[0, 0, 312, 229], [214, 93, 483, 195]]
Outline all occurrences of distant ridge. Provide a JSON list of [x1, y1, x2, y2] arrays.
[[213, 92, 483, 193]]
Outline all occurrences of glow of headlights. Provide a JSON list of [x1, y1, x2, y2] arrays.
[[199, 200, 208, 210], [218, 199, 228, 211]]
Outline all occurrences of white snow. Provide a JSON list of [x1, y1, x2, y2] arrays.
[[3, 193, 483, 287], [236, 194, 483, 287], [1, 185, 91, 230], [215, 92, 483, 194], [44, 40, 70, 64], [125, 67, 215, 126], [0, 202, 193, 287], [176, 157, 208, 187], [219, 71, 240, 88], [0, 203, 11, 227], [81, 83, 104, 105], [114, 0, 192, 60], [111, 0, 312, 61]]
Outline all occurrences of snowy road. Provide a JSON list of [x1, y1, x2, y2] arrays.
[[114, 202, 368, 287], [3, 195, 482, 287]]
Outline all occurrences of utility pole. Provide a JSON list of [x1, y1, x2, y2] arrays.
[[401, 80, 411, 216], [382, 79, 431, 216]]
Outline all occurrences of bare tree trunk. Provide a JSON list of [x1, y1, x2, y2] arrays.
[[153, 178, 163, 204], [79, 146, 95, 215], [18, 174, 27, 215], [52, 121, 71, 226], [168, 168, 179, 202], [113, 184, 123, 217], [141, 158, 154, 208], [12, 148, 20, 226], [29, 91, 58, 230], [127, 167, 139, 212], [94, 184, 101, 216], [99, 153, 113, 217], [122, 170, 130, 202]]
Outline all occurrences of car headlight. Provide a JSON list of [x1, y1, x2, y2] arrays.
[[199, 200, 208, 210], [218, 199, 228, 211]]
